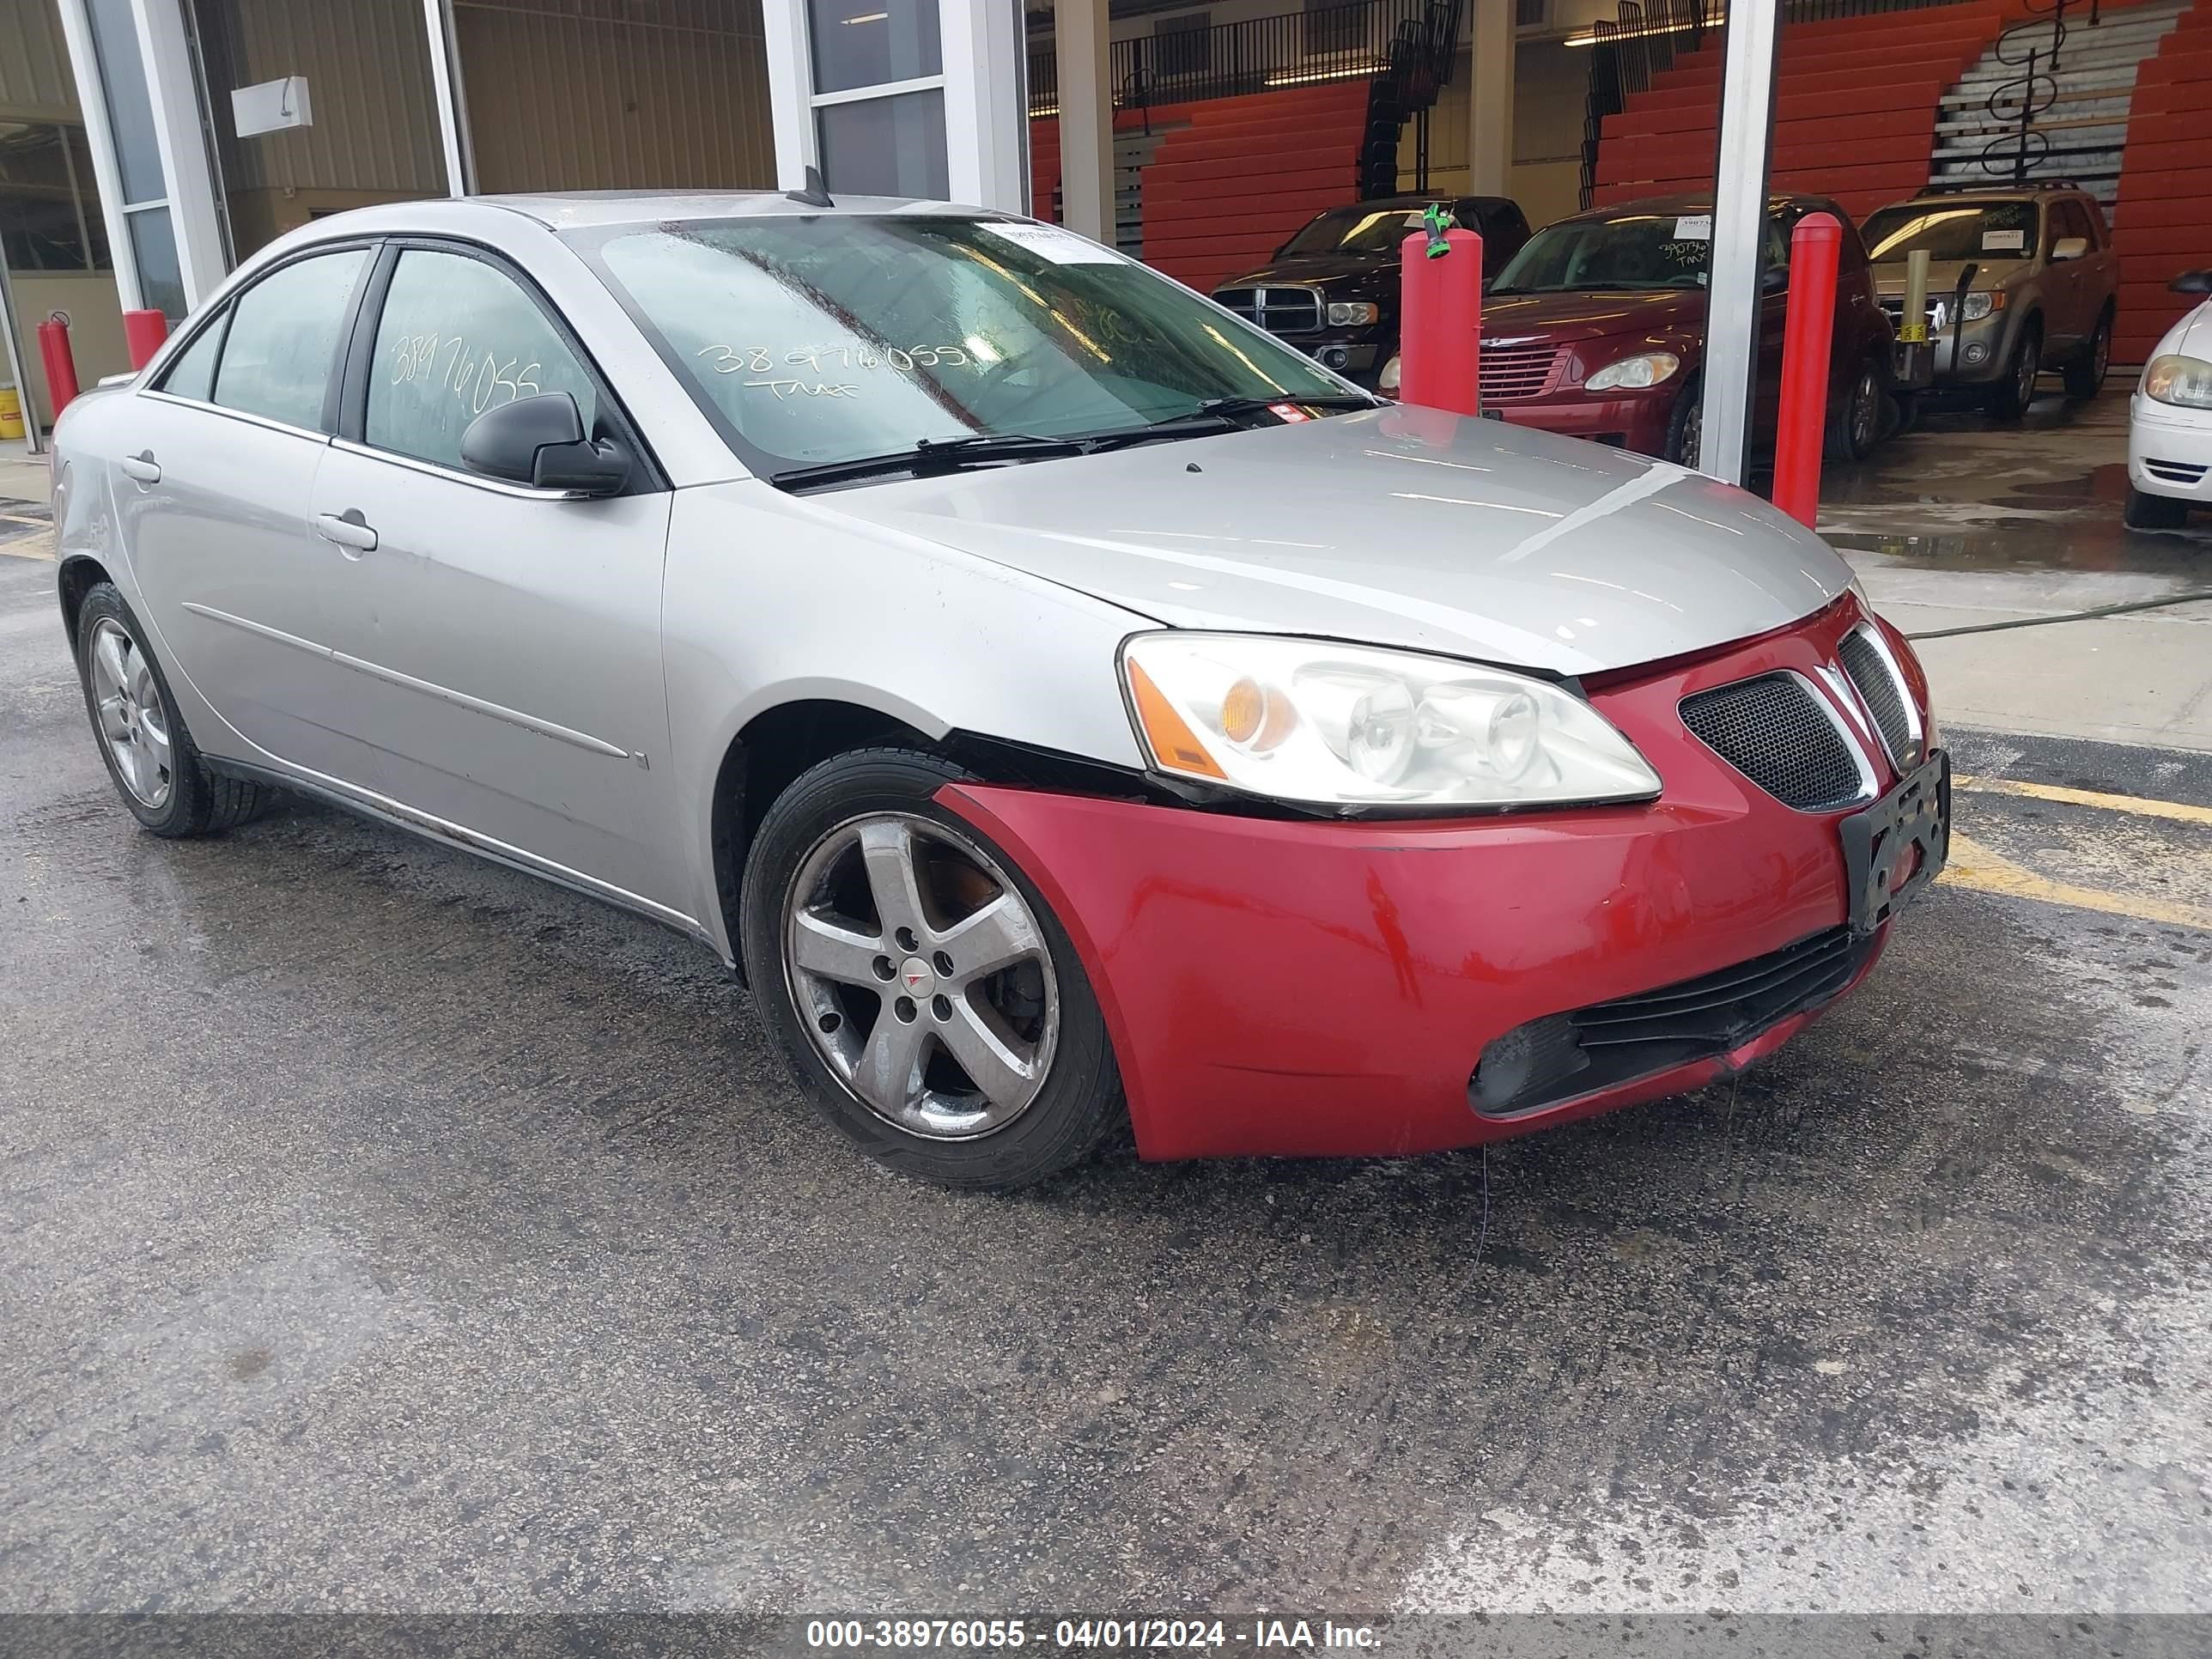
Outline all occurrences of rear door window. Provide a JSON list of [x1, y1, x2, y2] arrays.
[[155, 310, 228, 402], [212, 247, 371, 429]]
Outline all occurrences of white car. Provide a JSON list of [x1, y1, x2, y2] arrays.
[[2127, 268, 2212, 530]]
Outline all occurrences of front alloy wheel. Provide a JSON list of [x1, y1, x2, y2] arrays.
[[742, 747, 1125, 1187], [785, 812, 1057, 1139]]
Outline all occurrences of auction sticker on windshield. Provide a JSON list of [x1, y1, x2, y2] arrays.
[[1673, 214, 1713, 240], [978, 222, 1124, 264]]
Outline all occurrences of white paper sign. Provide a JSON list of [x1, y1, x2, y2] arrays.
[[1981, 229, 2026, 252], [231, 76, 312, 137], [978, 222, 1125, 265], [1673, 214, 1713, 240]]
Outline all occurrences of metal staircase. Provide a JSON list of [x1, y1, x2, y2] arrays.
[[1930, 0, 2190, 202]]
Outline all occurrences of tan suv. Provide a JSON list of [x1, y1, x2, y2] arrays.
[[1861, 184, 2118, 418]]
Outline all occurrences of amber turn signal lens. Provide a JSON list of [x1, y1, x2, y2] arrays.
[[1127, 658, 1226, 779]]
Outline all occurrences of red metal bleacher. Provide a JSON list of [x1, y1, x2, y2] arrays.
[[2111, 0, 2212, 362]]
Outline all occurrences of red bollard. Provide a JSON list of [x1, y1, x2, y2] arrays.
[[122, 308, 169, 369], [37, 313, 80, 417], [1772, 211, 1843, 526], [1397, 227, 1484, 416]]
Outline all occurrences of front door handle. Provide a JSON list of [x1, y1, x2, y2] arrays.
[[315, 509, 378, 556], [119, 451, 161, 484]]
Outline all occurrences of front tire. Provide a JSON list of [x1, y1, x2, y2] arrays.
[[740, 747, 1125, 1188], [2124, 486, 2190, 531], [1663, 378, 1703, 467], [74, 583, 275, 838], [1988, 323, 2041, 421]]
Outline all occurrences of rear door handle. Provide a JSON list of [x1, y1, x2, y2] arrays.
[[119, 452, 161, 484], [315, 510, 378, 556]]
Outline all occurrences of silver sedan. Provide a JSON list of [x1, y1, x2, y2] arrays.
[[52, 190, 1944, 1188]]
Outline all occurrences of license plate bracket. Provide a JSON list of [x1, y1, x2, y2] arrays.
[[1840, 750, 1950, 935]]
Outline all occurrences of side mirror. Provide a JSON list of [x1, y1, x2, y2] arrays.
[[2051, 236, 2088, 263], [459, 391, 629, 496], [2172, 269, 2212, 295]]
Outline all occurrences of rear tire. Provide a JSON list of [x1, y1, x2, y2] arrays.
[[73, 583, 276, 838], [740, 746, 1126, 1188], [2064, 310, 2112, 400], [1826, 355, 1885, 462], [2124, 486, 2190, 531], [1988, 323, 2041, 421]]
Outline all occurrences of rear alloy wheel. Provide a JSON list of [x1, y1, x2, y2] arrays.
[[2065, 312, 2112, 399], [1990, 325, 2041, 421], [742, 747, 1124, 1187], [1826, 356, 1884, 462], [73, 582, 275, 837], [2124, 486, 2190, 531]]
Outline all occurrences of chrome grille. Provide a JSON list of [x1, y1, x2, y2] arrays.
[[1480, 343, 1562, 402], [1214, 286, 1324, 337], [1680, 673, 1866, 811], [1838, 624, 1917, 770]]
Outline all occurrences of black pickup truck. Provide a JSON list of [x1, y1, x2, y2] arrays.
[[1210, 195, 1532, 387]]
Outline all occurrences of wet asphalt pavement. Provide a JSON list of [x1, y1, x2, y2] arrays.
[[3, 543, 2210, 1620]]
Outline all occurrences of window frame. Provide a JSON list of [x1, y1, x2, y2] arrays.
[[142, 236, 382, 439], [334, 235, 665, 499]]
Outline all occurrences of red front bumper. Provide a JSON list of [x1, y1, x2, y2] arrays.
[[1491, 388, 1678, 457], [939, 597, 1923, 1162]]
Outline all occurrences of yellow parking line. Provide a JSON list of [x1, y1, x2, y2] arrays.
[[1954, 773, 2212, 828], [0, 540, 55, 562], [1940, 830, 2212, 932]]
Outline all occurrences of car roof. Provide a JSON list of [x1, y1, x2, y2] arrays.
[[471, 189, 1001, 229], [1875, 185, 2091, 206], [1546, 191, 1835, 227]]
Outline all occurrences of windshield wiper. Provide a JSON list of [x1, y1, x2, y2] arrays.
[[770, 432, 1089, 492], [1077, 392, 1380, 451], [1194, 393, 1380, 420]]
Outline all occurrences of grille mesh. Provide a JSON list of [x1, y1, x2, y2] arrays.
[[1480, 343, 1561, 402], [1680, 674, 1864, 811], [1838, 627, 1914, 769]]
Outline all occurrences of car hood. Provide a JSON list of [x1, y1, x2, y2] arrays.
[[819, 408, 1851, 678], [1213, 252, 1399, 295], [1480, 288, 1709, 347], [1872, 256, 2031, 296]]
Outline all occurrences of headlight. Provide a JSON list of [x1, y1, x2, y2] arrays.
[[1377, 353, 1402, 395], [2142, 354, 2212, 410], [1583, 352, 1680, 392], [1326, 301, 1381, 327], [1934, 291, 2003, 327], [1121, 633, 1662, 810]]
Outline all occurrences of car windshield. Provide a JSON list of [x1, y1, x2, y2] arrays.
[[1862, 199, 2040, 263], [1279, 204, 1437, 258], [1490, 211, 1717, 293], [575, 214, 1355, 477]]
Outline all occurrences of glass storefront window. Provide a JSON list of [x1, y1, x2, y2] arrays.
[[84, 0, 167, 206], [124, 209, 186, 321], [817, 88, 949, 200], [808, 0, 942, 94]]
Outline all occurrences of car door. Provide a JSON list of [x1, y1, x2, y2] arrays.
[[118, 242, 387, 787], [2051, 198, 2103, 349], [1751, 215, 1794, 441], [307, 240, 686, 917]]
